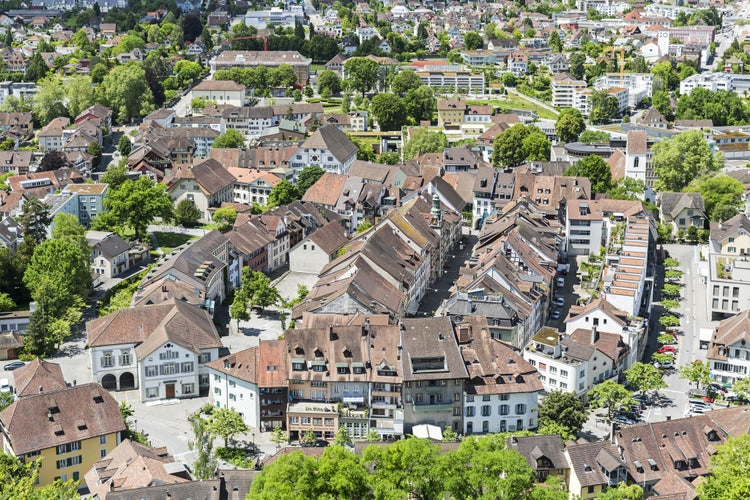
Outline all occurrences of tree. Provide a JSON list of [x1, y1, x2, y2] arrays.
[[207, 408, 248, 448], [371, 93, 407, 131], [63, 75, 95, 119], [625, 362, 667, 394], [188, 411, 217, 480], [332, 426, 350, 447], [501, 72, 517, 87], [314, 446, 370, 498], [391, 69, 422, 95], [439, 434, 537, 500], [18, 198, 51, 250], [675, 88, 750, 127], [597, 483, 643, 500], [731, 377, 750, 400], [537, 390, 588, 438], [658, 333, 677, 345], [522, 132, 551, 162], [659, 314, 680, 328], [493, 124, 547, 169], [296, 165, 325, 195], [608, 177, 646, 200], [404, 128, 448, 160], [356, 219, 372, 234], [661, 283, 682, 298], [555, 108, 586, 144], [589, 90, 620, 124], [213, 206, 237, 232], [587, 379, 634, 419], [98, 176, 174, 242], [101, 162, 129, 190], [230, 289, 251, 331], [651, 91, 674, 121], [651, 61, 678, 91], [664, 257, 680, 269], [212, 129, 245, 149], [665, 269, 682, 281], [173, 60, 203, 87], [565, 155, 612, 193], [0, 453, 80, 499], [51, 212, 87, 250], [653, 130, 722, 192], [661, 299, 680, 311], [117, 135, 132, 156], [0, 392, 13, 412], [685, 175, 744, 221], [548, 30, 563, 53], [679, 360, 710, 390], [569, 53, 586, 80], [364, 437, 443, 500], [695, 435, 750, 499], [96, 63, 155, 124], [38, 150, 69, 172], [174, 199, 201, 227], [463, 31, 483, 50], [0, 293, 14, 312], [270, 427, 288, 450], [237, 268, 281, 314], [249, 450, 317, 497], [317, 70, 342, 95], [88, 141, 102, 164], [344, 57, 380, 97], [579, 130, 610, 144], [268, 178, 299, 208], [90, 63, 108, 84], [404, 85, 436, 123], [180, 11, 203, 43], [24, 52, 49, 82], [31, 75, 67, 126], [301, 428, 317, 446]]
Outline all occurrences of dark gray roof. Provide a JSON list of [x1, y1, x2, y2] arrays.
[[400, 317, 468, 381], [107, 479, 222, 500], [710, 213, 750, 243], [91, 232, 131, 259], [507, 435, 568, 471], [659, 192, 704, 219]]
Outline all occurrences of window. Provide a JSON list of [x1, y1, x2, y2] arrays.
[[499, 404, 509, 415], [516, 404, 526, 414], [160, 350, 179, 360], [119, 350, 131, 366], [182, 362, 194, 373], [99, 435, 107, 445], [549, 366, 557, 374], [499, 394, 509, 400], [229, 393, 236, 401], [56, 455, 82, 469], [56, 442, 81, 455], [101, 352, 113, 368], [466, 406, 475, 417], [482, 395, 491, 401], [292, 361, 305, 371], [146, 387, 158, 398], [100, 449, 108, 459], [162, 363, 176, 375], [199, 353, 211, 364], [481, 405, 491, 416], [200, 374, 209, 385], [466, 395, 474, 402], [183, 383, 194, 395], [416, 393, 423, 403], [453, 406, 461, 416]]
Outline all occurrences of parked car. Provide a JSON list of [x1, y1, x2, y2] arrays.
[[654, 360, 674, 370], [709, 383, 728, 395], [556, 277, 565, 288], [3, 361, 24, 371], [657, 345, 676, 354], [555, 297, 564, 307], [0, 378, 9, 393], [612, 415, 637, 425], [551, 310, 561, 320]]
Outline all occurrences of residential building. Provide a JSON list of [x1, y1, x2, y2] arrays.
[[0, 310, 30, 334], [211, 51, 312, 85], [84, 440, 191, 499], [507, 434, 570, 485], [552, 73, 587, 109], [0, 331, 23, 360], [86, 230, 133, 279], [166, 159, 236, 223], [400, 317, 467, 434], [414, 67, 485, 94], [0, 215, 23, 253], [659, 192, 706, 234], [46, 183, 108, 232], [227, 167, 280, 206], [190, 80, 246, 107], [457, 317, 542, 434], [437, 98, 466, 128], [86, 301, 223, 400], [709, 213, 750, 255], [244, 7, 302, 29], [286, 124, 358, 177], [0, 382, 126, 487], [566, 441, 628, 499], [288, 221, 348, 275], [206, 347, 264, 429], [0, 151, 34, 175], [594, 73, 653, 109], [707, 310, 750, 385]]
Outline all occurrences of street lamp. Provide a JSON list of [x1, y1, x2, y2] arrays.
[[252, 432, 255, 454]]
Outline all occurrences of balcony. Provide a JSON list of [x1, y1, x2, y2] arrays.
[[412, 403, 453, 413], [371, 390, 401, 398]]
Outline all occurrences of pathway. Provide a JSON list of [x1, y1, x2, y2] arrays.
[[505, 88, 559, 116]]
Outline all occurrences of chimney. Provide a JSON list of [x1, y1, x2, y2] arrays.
[[362, 317, 370, 337], [591, 326, 598, 345], [328, 323, 334, 340]]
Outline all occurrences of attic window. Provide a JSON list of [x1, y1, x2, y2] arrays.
[[76, 419, 87, 430], [584, 463, 593, 472], [93, 396, 104, 404], [648, 458, 658, 471]]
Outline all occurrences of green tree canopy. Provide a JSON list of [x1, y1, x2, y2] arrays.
[[371, 92, 407, 131], [652, 130, 721, 192], [207, 408, 248, 448], [493, 124, 549, 169], [117, 135, 132, 156], [564, 155, 612, 193], [404, 128, 448, 160], [589, 90, 620, 124], [96, 62, 155, 124], [625, 362, 667, 394], [537, 390, 588, 439], [697, 435, 750, 499], [0, 453, 80, 499], [296, 165, 325, 195], [317, 69, 342, 95], [608, 177, 646, 200], [391, 69, 423, 96], [343, 57, 380, 96], [213, 206, 237, 232], [675, 87, 750, 126], [587, 379, 633, 419], [404, 85, 436, 123], [679, 360, 710, 390], [96, 176, 174, 242], [555, 108, 586, 144], [212, 129, 245, 149], [685, 175, 744, 221], [174, 199, 201, 227], [268, 178, 300, 208], [579, 130, 610, 144]]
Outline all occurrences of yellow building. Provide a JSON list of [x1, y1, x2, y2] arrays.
[[437, 97, 466, 127], [566, 441, 628, 499], [0, 382, 125, 487], [711, 213, 750, 255]]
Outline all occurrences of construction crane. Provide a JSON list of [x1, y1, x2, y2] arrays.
[[606, 46, 626, 86], [226, 35, 269, 51]]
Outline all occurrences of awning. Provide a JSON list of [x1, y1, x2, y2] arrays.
[[311, 360, 326, 366], [335, 362, 348, 368], [291, 358, 305, 364]]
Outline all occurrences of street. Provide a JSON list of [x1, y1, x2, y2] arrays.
[[418, 228, 476, 315]]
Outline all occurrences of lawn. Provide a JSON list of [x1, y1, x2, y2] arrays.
[[467, 94, 558, 120], [152, 231, 197, 253]]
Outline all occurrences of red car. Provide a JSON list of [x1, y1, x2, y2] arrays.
[[658, 345, 676, 354]]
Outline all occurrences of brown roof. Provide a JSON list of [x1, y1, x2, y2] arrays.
[[626, 130, 648, 155], [205, 347, 259, 384], [0, 383, 126, 455], [171, 158, 235, 195], [307, 221, 349, 255], [567, 441, 625, 487], [257, 340, 288, 387], [13, 358, 66, 398], [400, 317, 468, 381], [708, 310, 750, 361], [193, 80, 245, 92], [302, 172, 347, 207], [300, 124, 357, 163]]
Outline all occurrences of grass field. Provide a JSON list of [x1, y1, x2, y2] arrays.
[[152, 232, 197, 254], [467, 94, 558, 120]]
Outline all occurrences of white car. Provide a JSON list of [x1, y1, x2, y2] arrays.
[[556, 277, 565, 288]]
